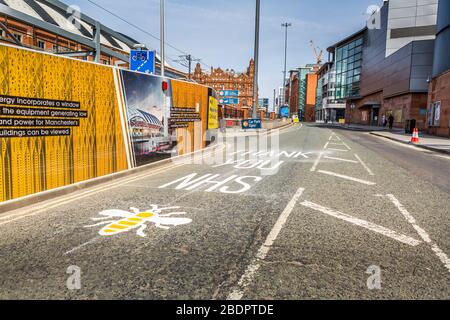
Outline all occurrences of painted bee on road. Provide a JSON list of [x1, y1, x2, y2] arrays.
[[85, 205, 192, 237]]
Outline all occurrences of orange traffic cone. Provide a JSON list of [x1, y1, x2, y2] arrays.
[[411, 128, 420, 144]]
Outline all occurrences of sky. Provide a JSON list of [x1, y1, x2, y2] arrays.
[[67, 0, 384, 105]]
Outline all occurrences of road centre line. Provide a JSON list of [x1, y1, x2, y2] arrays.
[[327, 148, 349, 152], [318, 170, 376, 185], [386, 194, 450, 273], [227, 187, 305, 300], [324, 156, 359, 164], [354, 154, 375, 176], [300, 201, 422, 247]]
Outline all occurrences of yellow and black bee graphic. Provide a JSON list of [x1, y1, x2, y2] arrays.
[[85, 205, 192, 237]]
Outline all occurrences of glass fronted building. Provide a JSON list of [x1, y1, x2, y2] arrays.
[[297, 67, 310, 121], [335, 36, 364, 99]]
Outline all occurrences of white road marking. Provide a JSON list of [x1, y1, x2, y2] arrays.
[[300, 201, 422, 247], [328, 142, 345, 145], [227, 187, 305, 300], [64, 237, 100, 255], [354, 154, 375, 176], [318, 170, 376, 186], [341, 141, 352, 150], [324, 156, 358, 164], [310, 153, 323, 172], [327, 148, 349, 152], [330, 135, 341, 141], [311, 141, 330, 172], [387, 194, 450, 273]]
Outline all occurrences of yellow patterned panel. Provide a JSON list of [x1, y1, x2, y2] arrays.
[[171, 80, 208, 155], [0, 45, 128, 202]]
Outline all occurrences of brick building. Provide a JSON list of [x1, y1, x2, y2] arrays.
[[0, 0, 186, 78], [192, 59, 255, 118], [427, 0, 450, 137], [285, 64, 319, 121], [305, 73, 318, 122], [286, 70, 299, 118]]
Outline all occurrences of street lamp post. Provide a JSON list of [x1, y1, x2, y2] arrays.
[[160, 0, 165, 77], [281, 22, 291, 105], [252, 0, 260, 119]]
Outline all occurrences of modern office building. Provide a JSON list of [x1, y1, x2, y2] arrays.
[[284, 64, 319, 121], [0, 0, 186, 78], [343, 0, 438, 129], [427, 0, 450, 137], [258, 98, 269, 109], [315, 62, 346, 123]]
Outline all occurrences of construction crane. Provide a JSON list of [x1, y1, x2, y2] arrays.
[[309, 40, 323, 65]]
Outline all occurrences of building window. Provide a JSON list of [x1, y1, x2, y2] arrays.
[[37, 40, 45, 49], [13, 34, 22, 43], [335, 36, 363, 99]]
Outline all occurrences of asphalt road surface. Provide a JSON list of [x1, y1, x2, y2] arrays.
[[1, 124, 449, 299]]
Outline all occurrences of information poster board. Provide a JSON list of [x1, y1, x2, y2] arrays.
[[0, 45, 128, 202]]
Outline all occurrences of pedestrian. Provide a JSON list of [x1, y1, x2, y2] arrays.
[[388, 114, 394, 130], [382, 115, 387, 128]]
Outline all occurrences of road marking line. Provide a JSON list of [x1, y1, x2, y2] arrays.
[[318, 170, 376, 185], [64, 237, 100, 255], [300, 201, 422, 247], [386, 194, 450, 273], [311, 153, 323, 172], [227, 187, 305, 300], [328, 142, 345, 145], [386, 195, 431, 243], [324, 156, 358, 164], [327, 148, 349, 152], [354, 154, 375, 176], [341, 141, 352, 150], [323, 142, 330, 150]]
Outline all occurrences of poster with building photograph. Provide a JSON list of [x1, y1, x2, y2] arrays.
[[120, 70, 173, 166]]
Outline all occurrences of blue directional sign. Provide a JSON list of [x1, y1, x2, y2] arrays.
[[219, 98, 239, 105], [219, 90, 239, 97], [130, 50, 155, 74], [280, 105, 289, 118], [242, 119, 262, 130]]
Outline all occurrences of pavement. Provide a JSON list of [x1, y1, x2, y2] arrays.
[[370, 131, 450, 155], [319, 123, 450, 155], [0, 124, 449, 299]]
